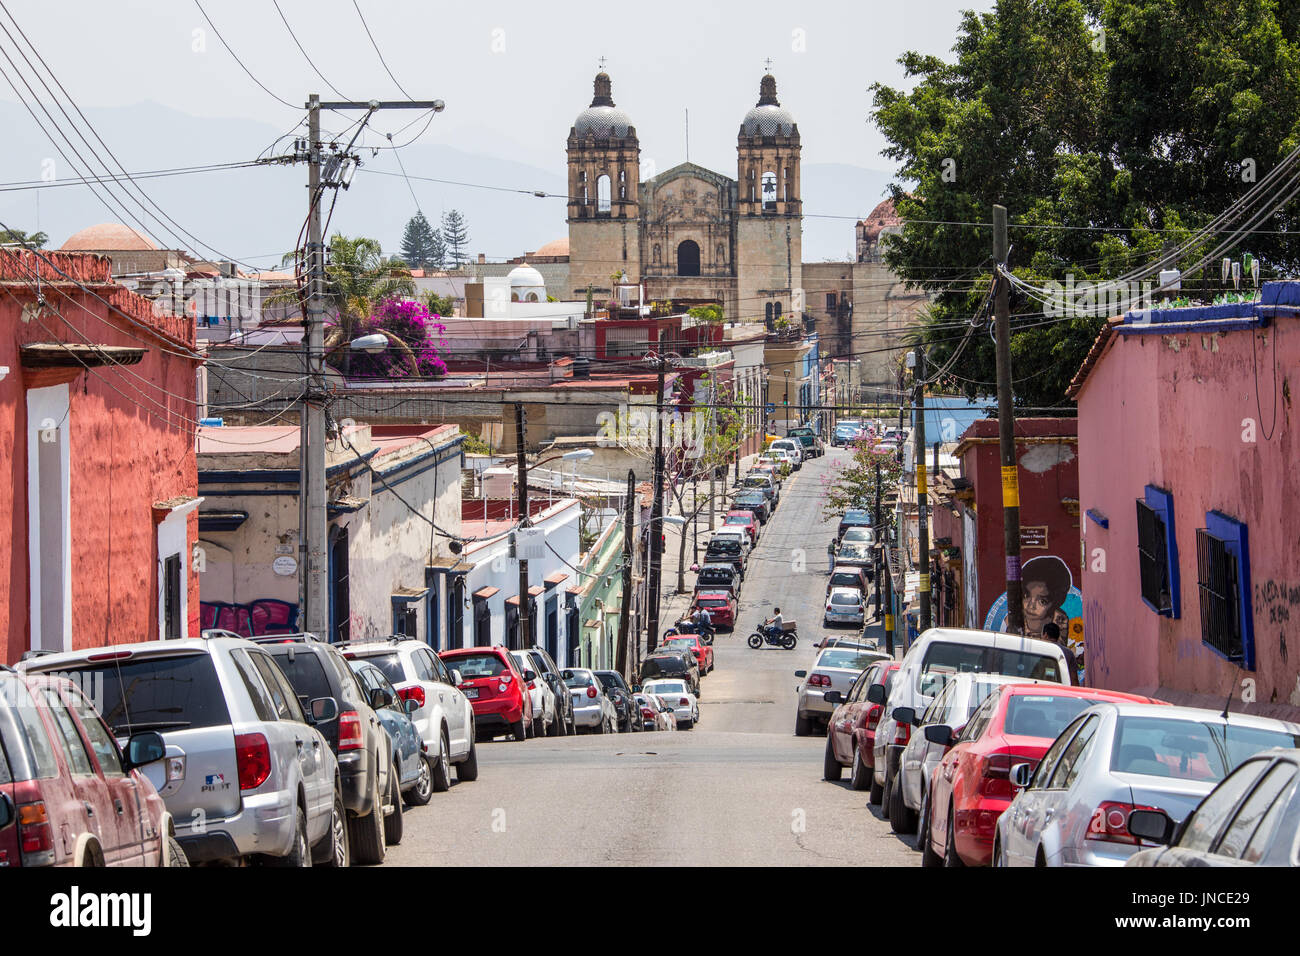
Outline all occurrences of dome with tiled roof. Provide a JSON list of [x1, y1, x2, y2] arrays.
[[858, 198, 902, 244], [740, 74, 797, 137], [573, 72, 634, 139], [532, 237, 569, 258], [60, 222, 157, 251]]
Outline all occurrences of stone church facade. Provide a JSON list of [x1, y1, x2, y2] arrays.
[[567, 71, 801, 328]]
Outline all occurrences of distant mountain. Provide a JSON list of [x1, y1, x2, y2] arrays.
[[0, 101, 897, 267]]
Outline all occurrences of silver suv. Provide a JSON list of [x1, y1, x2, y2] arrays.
[[21, 634, 343, 866]]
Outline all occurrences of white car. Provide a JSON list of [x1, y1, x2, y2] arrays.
[[338, 638, 476, 794], [996, 702, 1300, 867], [795, 645, 890, 735], [872, 628, 1072, 808], [511, 649, 559, 737], [824, 587, 866, 627], [642, 679, 699, 729], [769, 439, 803, 469], [564, 668, 619, 734]]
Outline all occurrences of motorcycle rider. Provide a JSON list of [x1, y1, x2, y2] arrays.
[[692, 605, 714, 643], [762, 606, 784, 638]]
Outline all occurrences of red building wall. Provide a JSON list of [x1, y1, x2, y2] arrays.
[[0, 250, 201, 663]]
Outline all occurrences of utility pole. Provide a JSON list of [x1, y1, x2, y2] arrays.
[[514, 402, 531, 650], [993, 204, 1024, 633], [646, 358, 667, 653], [297, 94, 443, 640], [873, 461, 883, 619], [883, 540, 895, 657], [914, 345, 931, 632], [616, 469, 635, 679]]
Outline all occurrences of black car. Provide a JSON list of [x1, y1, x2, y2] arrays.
[[733, 491, 771, 523], [639, 650, 701, 697], [703, 537, 745, 576], [594, 670, 641, 733], [693, 562, 741, 599], [837, 509, 873, 540], [526, 646, 576, 736], [249, 634, 397, 865]]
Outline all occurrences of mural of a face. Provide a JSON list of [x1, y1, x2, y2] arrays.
[[1022, 581, 1054, 636]]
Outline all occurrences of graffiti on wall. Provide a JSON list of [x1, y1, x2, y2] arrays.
[[983, 555, 1085, 677], [199, 599, 299, 637], [1253, 579, 1300, 664]]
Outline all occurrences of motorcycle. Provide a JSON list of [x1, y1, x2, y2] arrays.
[[747, 620, 797, 650], [664, 619, 714, 646]]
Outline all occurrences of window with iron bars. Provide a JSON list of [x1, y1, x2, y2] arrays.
[[1196, 528, 1241, 662], [1136, 499, 1172, 614]]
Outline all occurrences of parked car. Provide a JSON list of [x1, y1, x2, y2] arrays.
[[733, 490, 771, 523], [922, 684, 1167, 867], [336, 636, 477, 794], [833, 540, 874, 571], [563, 669, 620, 734], [593, 670, 642, 733], [872, 628, 1072, 821], [709, 527, 751, 560], [693, 562, 742, 600], [1127, 747, 1300, 867], [841, 526, 876, 548], [816, 635, 879, 652], [769, 438, 804, 468], [704, 534, 747, 576], [741, 472, 780, 508], [660, 634, 715, 675], [690, 589, 738, 631], [794, 646, 890, 736], [641, 679, 699, 729], [723, 509, 760, 546], [786, 426, 824, 457], [0, 667, 183, 868], [23, 635, 348, 868], [639, 649, 701, 698], [635, 693, 675, 732], [837, 509, 873, 540], [523, 647, 574, 736], [510, 650, 560, 738], [832, 421, 861, 446], [347, 661, 420, 842], [770, 446, 802, 472], [250, 634, 399, 864], [893, 673, 1038, 836], [441, 646, 534, 742], [824, 587, 867, 628], [827, 565, 870, 596], [823, 661, 901, 792], [995, 703, 1300, 867]]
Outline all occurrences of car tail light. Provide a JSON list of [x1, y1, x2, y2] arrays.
[[586, 686, 597, 699], [499, 673, 512, 683], [397, 686, 425, 708], [234, 732, 272, 791], [679, 698, 689, 706], [977, 751, 1028, 798], [808, 674, 831, 687], [337, 710, 363, 752], [865, 705, 882, 731], [894, 722, 911, 746], [17, 800, 54, 865], [86, 650, 132, 662], [1086, 801, 1159, 845], [641, 707, 655, 719]]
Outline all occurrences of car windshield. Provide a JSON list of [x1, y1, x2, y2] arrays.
[[917, 641, 1063, 691], [1004, 694, 1105, 739], [842, 528, 874, 543], [830, 573, 861, 587], [743, 476, 769, 488], [448, 653, 508, 679], [697, 599, 727, 608], [737, 493, 763, 504], [350, 651, 403, 685], [266, 649, 333, 703], [595, 672, 627, 692], [708, 540, 741, 554], [724, 515, 749, 524], [1211, 723, 1300, 769], [663, 639, 695, 652], [649, 681, 686, 696], [564, 671, 594, 689], [1111, 716, 1226, 781], [830, 592, 862, 606], [48, 653, 231, 736], [818, 649, 880, 670]]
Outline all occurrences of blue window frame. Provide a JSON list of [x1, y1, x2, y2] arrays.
[[1136, 485, 1180, 618], [1196, 512, 1254, 670]]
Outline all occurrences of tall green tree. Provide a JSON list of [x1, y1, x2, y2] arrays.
[[399, 211, 444, 269], [440, 209, 470, 268], [870, 0, 1300, 407]]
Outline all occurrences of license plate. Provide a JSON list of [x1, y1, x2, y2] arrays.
[[464, 688, 479, 699]]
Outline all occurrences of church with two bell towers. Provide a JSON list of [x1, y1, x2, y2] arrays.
[[566, 67, 803, 326]]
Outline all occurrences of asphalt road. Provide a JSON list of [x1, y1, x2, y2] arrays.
[[385, 448, 919, 866]]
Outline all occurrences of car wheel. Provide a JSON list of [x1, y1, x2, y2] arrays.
[[510, 718, 527, 741], [456, 734, 479, 782], [165, 835, 190, 868], [823, 735, 843, 781], [919, 792, 942, 868], [993, 836, 1007, 868], [794, 712, 812, 737], [868, 772, 884, 806], [268, 803, 310, 867], [594, 716, 606, 734], [429, 728, 452, 795], [547, 711, 561, 737], [383, 764, 404, 847], [532, 716, 544, 738], [849, 745, 870, 792], [316, 787, 350, 867], [679, 718, 694, 730], [888, 774, 919, 834], [943, 807, 964, 868], [349, 764, 387, 865]]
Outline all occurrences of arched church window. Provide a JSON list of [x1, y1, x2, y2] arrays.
[[676, 240, 701, 277], [597, 175, 611, 214], [762, 171, 777, 211]]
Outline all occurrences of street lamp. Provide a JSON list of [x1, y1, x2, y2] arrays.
[[783, 369, 790, 429], [349, 333, 389, 353]]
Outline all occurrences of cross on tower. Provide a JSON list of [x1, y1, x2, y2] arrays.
[[598, 56, 607, 70], [764, 57, 773, 71]]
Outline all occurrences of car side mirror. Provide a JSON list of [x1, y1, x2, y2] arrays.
[[523, 670, 537, 682], [923, 724, 953, 747], [866, 684, 886, 705], [403, 697, 419, 715], [308, 697, 339, 723], [823, 690, 844, 705], [0, 792, 12, 829], [561, 669, 574, 680], [794, 669, 807, 678], [123, 731, 166, 771], [689, 564, 699, 572], [370, 687, 392, 710], [1009, 762, 1033, 789], [1127, 808, 1174, 845], [450, 669, 463, 686], [892, 706, 915, 726]]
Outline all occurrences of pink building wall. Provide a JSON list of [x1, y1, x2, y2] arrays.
[[1074, 312, 1300, 717]]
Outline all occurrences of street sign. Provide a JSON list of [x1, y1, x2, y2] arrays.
[[513, 527, 547, 560], [764, 402, 775, 415]]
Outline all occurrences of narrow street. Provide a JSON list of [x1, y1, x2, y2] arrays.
[[386, 450, 919, 866]]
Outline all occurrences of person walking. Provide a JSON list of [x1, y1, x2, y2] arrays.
[[1041, 621, 1080, 686]]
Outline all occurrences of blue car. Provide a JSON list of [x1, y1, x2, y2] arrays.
[[348, 661, 430, 815]]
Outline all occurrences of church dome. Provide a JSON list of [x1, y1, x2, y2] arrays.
[[508, 264, 547, 301], [532, 237, 569, 258], [573, 72, 634, 139], [61, 222, 157, 251], [740, 74, 797, 137]]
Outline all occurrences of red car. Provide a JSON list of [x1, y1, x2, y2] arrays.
[[690, 590, 737, 631], [440, 646, 534, 742], [661, 634, 714, 675], [0, 668, 182, 867], [823, 660, 901, 791], [922, 684, 1166, 867], [722, 510, 760, 546]]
